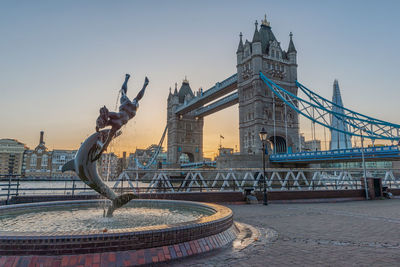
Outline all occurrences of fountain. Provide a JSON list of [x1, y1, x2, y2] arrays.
[[0, 75, 237, 263], [61, 73, 147, 217]]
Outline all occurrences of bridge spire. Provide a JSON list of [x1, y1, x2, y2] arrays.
[[287, 32, 297, 53], [252, 20, 260, 42], [237, 32, 244, 53], [261, 14, 270, 27], [173, 82, 178, 95]]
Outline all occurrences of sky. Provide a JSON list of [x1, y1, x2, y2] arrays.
[[1, 0, 400, 158]]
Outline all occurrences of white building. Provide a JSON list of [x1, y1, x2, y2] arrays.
[[51, 149, 77, 178], [98, 153, 119, 179], [0, 139, 27, 175]]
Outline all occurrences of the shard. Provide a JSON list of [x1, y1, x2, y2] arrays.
[[330, 80, 352, 150]]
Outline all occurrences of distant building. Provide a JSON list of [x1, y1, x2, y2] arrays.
[[98, 153, 119, 179], [0, 139, 28, 175], [127, 153, 135, 169], [218, 147, 234, 156], [128, 145, 166, 169], [51, 149, 77, 178], [24, 131, 52, 178], [116, 152, 128, 175], [330, 80, 352, 150], [304, 140, 321, 151]]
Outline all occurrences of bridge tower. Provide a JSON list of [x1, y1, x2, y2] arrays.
[[236, 16, 300, 155], [167, 79, 204, 165]]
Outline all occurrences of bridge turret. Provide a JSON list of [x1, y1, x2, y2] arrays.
[[178, 77, 194, 103], [252, 21, 262, 55], [168, 86, 172, 99], [236, 32, 244, 65], [287, 32, 297, 63], [167, 84, 179, 122], [287, 32, 297, 82]]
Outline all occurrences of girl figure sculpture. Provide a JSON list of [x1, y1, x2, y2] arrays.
[[95, 74, 149, 159], [62, 73, 149, 216]]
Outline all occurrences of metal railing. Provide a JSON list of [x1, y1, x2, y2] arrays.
[[114, 168, 400, 193], [1, 168, 399, 203], [270, 145, 400, 162], [0, 175, 89, 204], [0, 175, 20, 204], [181, 161, 217, 168]]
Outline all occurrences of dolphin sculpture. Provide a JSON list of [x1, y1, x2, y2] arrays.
[[61, 129, 137, 217], [62, 74, 148, 217]]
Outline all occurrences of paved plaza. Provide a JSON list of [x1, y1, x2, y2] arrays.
[[173, 199, 400, 266]]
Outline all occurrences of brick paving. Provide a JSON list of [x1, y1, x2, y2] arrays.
[[2, 199, 400, 266], [174, 199, 400, 266]]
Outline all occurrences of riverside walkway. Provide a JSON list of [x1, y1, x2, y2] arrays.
[[175, 199, 400, 266]]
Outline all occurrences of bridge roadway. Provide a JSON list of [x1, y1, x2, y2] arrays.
[[269, 145, 400, 163], [175, 74, 237, 116], [182, 145, 400, 167]]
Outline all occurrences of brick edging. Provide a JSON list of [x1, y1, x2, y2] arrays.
[[0, 224, 239, 266]]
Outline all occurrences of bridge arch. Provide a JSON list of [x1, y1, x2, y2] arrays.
[[179, 152, 195, 163], [269, 136, 287, 154]]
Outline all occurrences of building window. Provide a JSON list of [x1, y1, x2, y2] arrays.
[[41, 154, 48, 167], [271, 50, 275, 58], [30, 154, 37, 166]]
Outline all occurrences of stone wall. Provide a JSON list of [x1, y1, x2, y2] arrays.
[[216, 154, 262, 168]]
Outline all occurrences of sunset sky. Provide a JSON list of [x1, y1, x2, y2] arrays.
[[1, 0, 400, 158]]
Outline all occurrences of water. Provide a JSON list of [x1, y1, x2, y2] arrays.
[[0, 180, 149, 198], [0, 204, 206, 232]]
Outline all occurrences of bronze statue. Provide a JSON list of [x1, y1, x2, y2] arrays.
[[62, 74, 149, 217], [95, 74, 148, 160]]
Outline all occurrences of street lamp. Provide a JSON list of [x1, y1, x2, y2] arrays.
[[259, 127, 268, 205], [360, 128, 369, 200]]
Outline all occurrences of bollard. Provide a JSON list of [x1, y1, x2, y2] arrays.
[[6, 175, 11, 205], [16, 176, 20, 197], [72, 180, 76, 196]]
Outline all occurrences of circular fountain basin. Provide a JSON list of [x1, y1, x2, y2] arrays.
[[0, 199, 234, 256]]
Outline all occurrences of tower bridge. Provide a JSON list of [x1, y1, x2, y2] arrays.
[[140, 15, 400, 169], [167, 16, 300, 167]]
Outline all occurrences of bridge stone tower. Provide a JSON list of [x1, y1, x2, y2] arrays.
[[167, 79, 204, 165], [236, 16, 300, 155]]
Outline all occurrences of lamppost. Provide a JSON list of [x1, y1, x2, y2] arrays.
[[259, 127, 268, 205], [360, 128, 369, 200]]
